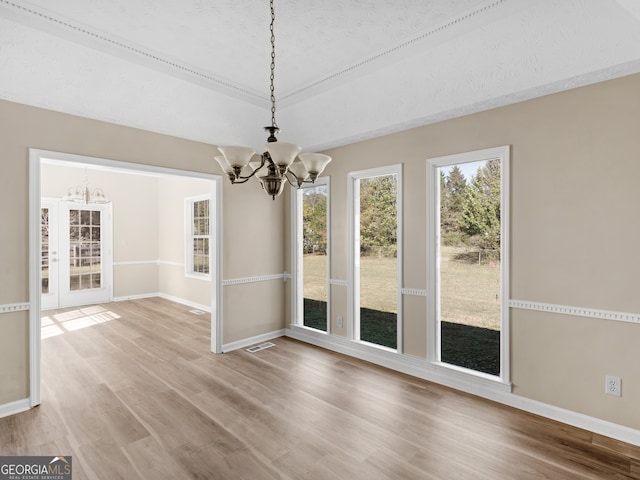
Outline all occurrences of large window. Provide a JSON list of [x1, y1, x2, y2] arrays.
[[186, 196, 211, 277], [349, 165, 402, 351], [294, 178, 330, 331], [428, 146, 509, 380]]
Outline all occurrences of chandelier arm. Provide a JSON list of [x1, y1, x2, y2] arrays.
[[231, 177, 252, 184], [284, 171, 303, 188], [234, 168, 260, 182], [231, 154, 269, 181]]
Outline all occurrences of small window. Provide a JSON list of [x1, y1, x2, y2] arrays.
[[186, 196, 211, 277]]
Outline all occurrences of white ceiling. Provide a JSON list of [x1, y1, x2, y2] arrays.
[[1, 0, 640, 152]]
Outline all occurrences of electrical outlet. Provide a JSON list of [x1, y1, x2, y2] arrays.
[[605, 375, 622, 397], [337, 316, 343, 328]]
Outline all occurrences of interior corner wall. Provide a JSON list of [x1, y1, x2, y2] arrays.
[[0, 98, 287, 407], [299, 73, 640, 431], [157, 175, 212, 308], [221, 181, 287, 344]]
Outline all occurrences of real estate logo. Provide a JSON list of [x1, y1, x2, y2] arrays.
[[0, 456, 72, 480]]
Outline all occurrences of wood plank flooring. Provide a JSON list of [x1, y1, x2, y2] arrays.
[[1, 297, 639, 479]]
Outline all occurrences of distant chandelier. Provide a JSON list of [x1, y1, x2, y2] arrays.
[[62, 167, 110, 204], [214, 0, 331, 200]]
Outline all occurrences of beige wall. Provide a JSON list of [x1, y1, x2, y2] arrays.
[[287, 73, 640, 430], [157, 175, 212, 308], [0, 99, 286, 405], [0, 312, 29, 403], [3, 71, 638, 433], [221, 180, 287, 344]]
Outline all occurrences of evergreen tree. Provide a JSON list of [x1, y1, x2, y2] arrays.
[[440, 165, 467, 246], [360, 175, 397, 256], [460, 159, 501, 256]]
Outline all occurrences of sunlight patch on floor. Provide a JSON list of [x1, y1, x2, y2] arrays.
[[41, 306, 121, 339]]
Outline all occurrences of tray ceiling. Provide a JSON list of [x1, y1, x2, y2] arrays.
[[1, 0, 640, 150]]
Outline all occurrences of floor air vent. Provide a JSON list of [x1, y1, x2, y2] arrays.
[[246, 342, 275, 353], [189, 309, 207, 315]]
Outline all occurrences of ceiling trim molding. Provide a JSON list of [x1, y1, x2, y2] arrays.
[[307, 58, 640, 152], [0, 0, 268, 107], [1, 0, 529, 109], [279, 0, 527, 106], [616, 0, 640, 22]]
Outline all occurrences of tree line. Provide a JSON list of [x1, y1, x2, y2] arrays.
[[302, 175, 399, 257], [302, 163, 500, 259], [440, 159, 501, 258]]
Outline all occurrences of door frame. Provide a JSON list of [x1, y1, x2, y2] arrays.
[[29, 149, 223, 408]]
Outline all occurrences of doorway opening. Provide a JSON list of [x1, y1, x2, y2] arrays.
[[29, 149, 222, 407]]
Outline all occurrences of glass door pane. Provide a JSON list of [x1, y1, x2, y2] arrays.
[[69, 208, 102, 291], [41, 208, 49, 294], [41, 199, 60, 311]]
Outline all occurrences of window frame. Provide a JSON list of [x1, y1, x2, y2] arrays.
[[348, 164, 403, 353], [185, 194, 212, 279], [291, 177, 331, 331], [426, 145, 510, 384]]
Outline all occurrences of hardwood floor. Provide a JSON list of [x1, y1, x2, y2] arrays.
[[1, 297, 638, 479]]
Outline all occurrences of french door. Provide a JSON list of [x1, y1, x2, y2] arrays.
[[41, 199, 113, 310]]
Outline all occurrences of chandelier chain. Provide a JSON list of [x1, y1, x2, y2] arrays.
[[269, 0, 277, 129]]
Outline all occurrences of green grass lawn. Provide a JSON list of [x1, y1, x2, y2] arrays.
[[302, 251, 501, 375]]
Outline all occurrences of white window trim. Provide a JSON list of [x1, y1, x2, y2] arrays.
[[426, 145, 510, 385], [184, 194, 212, 280], [290, 177, 331, 332], [348, 164, 403, 353]]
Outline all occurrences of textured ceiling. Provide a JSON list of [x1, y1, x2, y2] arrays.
[[1, 0, 640, 151]]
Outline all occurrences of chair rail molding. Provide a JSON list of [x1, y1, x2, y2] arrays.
[[0, 302, 30, 314]]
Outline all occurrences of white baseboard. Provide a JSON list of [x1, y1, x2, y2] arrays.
[[157, 293, 211, 313], [113, 292, 212, 314], [113, 292, 160, 302], [286, 326, 640, 447], [507, 393, 640, 447], [0, 398, 31, 419], [222, 329, 286, 353]]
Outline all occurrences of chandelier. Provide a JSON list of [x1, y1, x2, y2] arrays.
[[62, 167, 110, 204], [214, 0, 331, 200]]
